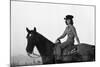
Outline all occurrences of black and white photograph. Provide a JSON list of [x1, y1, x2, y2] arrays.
[[10, 0, 95, 67]]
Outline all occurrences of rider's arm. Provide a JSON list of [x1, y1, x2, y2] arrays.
[[57, 27, 67, 40], [71, 26, 80, 44]]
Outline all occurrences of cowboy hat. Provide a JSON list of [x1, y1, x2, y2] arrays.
[[64, 15, 74, 20]]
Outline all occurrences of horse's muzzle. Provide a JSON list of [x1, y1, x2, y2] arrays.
[[27, 52, 40, 58]]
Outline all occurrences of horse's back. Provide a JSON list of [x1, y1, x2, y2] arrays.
[[77, 43, 95, 55], [76, 43, 95, 61]]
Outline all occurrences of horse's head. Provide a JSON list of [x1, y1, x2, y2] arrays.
[[26, 27, 40, 57]]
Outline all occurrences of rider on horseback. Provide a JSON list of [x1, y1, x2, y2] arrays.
[[56, 15, 80, 60]]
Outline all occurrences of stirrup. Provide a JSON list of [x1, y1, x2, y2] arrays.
[[70, 48, 77, 54]]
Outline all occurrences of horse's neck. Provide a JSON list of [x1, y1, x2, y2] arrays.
[[37, 32, 54, 45], [36, 33, 54, 56]]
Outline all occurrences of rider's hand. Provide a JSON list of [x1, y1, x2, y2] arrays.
[[55, 39, 60, 43], [78, 42, 80, 45]]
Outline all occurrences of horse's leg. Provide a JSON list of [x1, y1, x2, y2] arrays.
[[42, 56, 50, 64], [55, 45, 62, 60], [42, 56, 55, 64], [41, 56, 46, 64]]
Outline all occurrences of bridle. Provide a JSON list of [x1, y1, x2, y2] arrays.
[[27, 33, 41, 58], [27, 52, 40, 58]]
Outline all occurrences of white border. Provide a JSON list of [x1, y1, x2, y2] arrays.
[[0, 0, 99, 67]]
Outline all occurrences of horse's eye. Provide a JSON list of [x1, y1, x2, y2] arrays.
[[29, 34, 32, 37], [26, 34, 32, 38]]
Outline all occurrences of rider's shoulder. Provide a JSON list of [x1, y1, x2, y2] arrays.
[[65, 26, 69, 30], [70, 25, 76, 30], [71, 25, 75, 28]]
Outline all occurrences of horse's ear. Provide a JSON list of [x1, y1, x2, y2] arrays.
[[26, 27, 30, 33], [34, 27, 36, 32]]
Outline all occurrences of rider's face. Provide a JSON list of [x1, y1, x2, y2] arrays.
[[65, 19, 71, 25]]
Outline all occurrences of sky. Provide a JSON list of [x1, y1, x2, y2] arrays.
[[11, 1, 95, 56]]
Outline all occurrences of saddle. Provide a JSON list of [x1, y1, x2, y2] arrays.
[[54, 40, 77, 56], [62, 45, 77, 56]]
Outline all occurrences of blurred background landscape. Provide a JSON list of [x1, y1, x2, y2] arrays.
[[11, 54, 42, 66]]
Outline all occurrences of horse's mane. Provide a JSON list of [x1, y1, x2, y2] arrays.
[[36, 31, 55, 45]]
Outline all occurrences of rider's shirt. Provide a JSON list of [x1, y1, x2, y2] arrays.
[[65, 26, 75, 43]]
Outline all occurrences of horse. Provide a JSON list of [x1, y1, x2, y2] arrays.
[[26, 27, 55, 64], [26, 27, 95, 64]]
